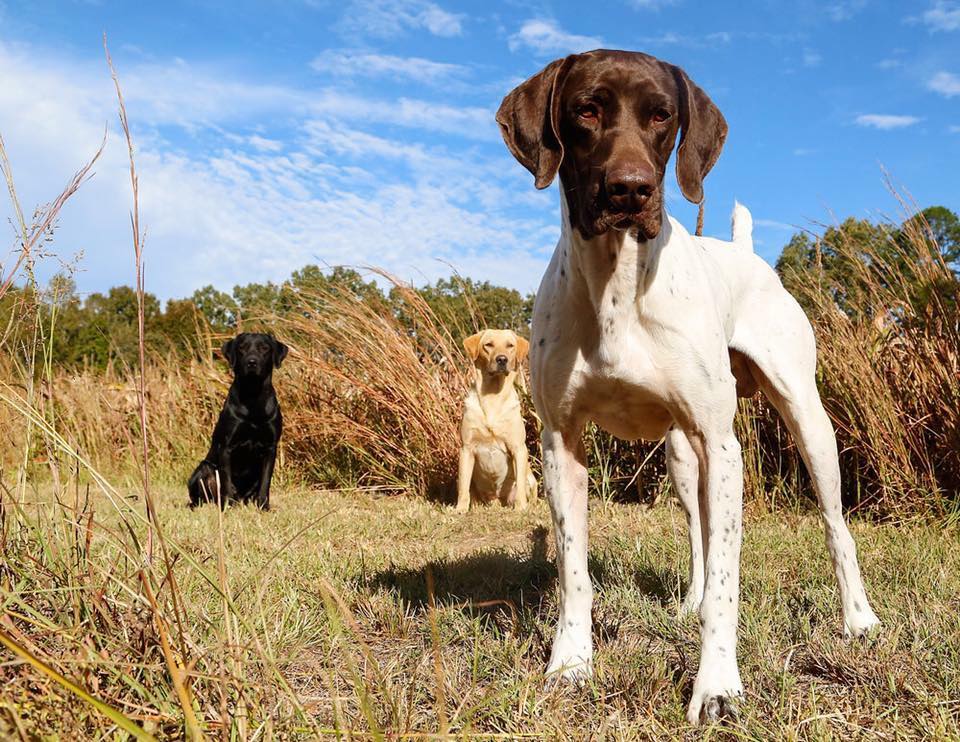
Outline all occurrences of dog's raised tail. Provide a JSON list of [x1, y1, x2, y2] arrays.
[[731, 201, 753, 251]]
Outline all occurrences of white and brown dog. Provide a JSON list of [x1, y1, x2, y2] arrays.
[[456, 329, 537, 513], [497, 50, 880, 724]]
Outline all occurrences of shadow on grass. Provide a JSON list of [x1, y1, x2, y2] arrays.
[[370, 525, 683, 642]]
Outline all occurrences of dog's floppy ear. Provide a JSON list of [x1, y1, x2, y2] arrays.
[[463, 331, 484, 362], [271, 337, 289, 368], [497, 55, 576, 189], [515, 335, 530, 365], [221, 338, 237, 366], [670, 65, 727, 205]]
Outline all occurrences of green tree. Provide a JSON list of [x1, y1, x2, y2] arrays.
[[232, 281, 281, 322], [392, 277, 534, 347], [190, 285, 237, 332], [776, 206, 960, 321]]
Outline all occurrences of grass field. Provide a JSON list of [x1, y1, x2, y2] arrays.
[[3, 483, 958, 739]]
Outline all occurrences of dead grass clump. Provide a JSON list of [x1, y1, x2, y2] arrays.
[[778, 186, 960, 516], [275, 272, 472, 499]]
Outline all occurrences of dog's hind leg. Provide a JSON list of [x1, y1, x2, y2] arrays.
[[188, 462, 218, 507], [666, 427, 704, 617], [761, 375, 880, 636], [733, 297, 880, 638]]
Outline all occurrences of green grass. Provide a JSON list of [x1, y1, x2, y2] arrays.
[[2, 484, 959, 739]]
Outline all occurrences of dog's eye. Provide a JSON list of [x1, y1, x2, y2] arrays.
[[652, 109, 671, 124], [484, 342, 494, 349], [576, 104, 599, 121]]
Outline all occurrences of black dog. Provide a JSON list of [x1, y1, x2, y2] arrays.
[[188, 333, 288, 510]]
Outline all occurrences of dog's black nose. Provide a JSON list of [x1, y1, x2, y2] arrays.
[[495, 355, 508, 366], [606, 166, 655, 210]]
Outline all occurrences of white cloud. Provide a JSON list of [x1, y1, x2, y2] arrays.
[[854, 114, 922, 130], [793, 148, 816, 156], [928, 70, 960, 97], [310, 50, 467, 85], [0, 42, 553, 301], [923, 1, 960, 31], [308, 89, 496, 140], [754, 219, 795, 230], [826, 0, 868, 21], [802, 48, 822, 67], [628, 0, 679, 8], [876, 58, 902, 69], [508, 19, 604, 55], [338, 0, 464, 39], [950, 125, 960, 133]]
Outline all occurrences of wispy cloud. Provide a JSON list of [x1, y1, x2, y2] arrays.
[[627, 0, 679, 9], [928, 70, 960, 97], [802, 48, 822, 67], [826, 0, 868, 21], [311, 50, 467, 85], [922, 1, 960, 31], [754, 218, 795, 230], [950, 125, 960, 133], [508, 19, 604, 55], [793, 148, 816, 156], [308, 89, 495, 140], [640, 30, 734, 46], [876, 58, 902, 69], [338, 0, 465, 39], [854, 113, 922, 129], [0, 41, 552, 300]]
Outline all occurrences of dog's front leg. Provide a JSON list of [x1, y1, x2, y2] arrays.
[[543, 426, 592, 682], [455, 446, 474, 513], [254, 447, 276, 511], [215, 437, 237, 509], [511, 442, 530, 511], [686, 426, 744, 725]]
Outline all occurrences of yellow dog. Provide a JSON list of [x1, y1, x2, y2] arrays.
[[456, 329, 537, 513]]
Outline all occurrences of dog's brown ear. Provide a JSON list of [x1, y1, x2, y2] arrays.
[[221, 338, 237, 366], [497, 55, 576, 189], [463, 331, 484, 362], [671, 65, 727, 205], [515, 335, 530, 365]]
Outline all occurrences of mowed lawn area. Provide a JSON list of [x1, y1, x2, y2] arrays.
[[3, 485, 959, 739]]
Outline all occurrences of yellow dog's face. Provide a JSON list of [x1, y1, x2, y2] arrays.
[[463, 329, 530, 377]]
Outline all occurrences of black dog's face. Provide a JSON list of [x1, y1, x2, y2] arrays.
[[496, 50, 728, 241], [222, 333, 288, 380]]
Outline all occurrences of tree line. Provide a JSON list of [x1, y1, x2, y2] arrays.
[[2, 206, 955, 372], [0, 266, 534, 371]]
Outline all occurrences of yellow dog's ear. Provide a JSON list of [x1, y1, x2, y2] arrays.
[[463, 331, 484, 362], [515, 335, 530, 365]]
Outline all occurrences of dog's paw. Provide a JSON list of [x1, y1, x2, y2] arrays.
[[678, 590, 702, 619], [545, 629, 593, 687], [545, 657, 592, 687], [453, 503, 470, 514], [688, 693, 741, 725], [843, 607, 881, 639], [686, 661, 743, 726]]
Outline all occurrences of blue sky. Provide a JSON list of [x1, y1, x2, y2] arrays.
[[0, 0, 958, 300]]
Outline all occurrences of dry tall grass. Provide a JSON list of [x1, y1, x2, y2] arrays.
[[3, 195, 957, 517], [780, 188, 959, 516], [276, 275, 473, 499]]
